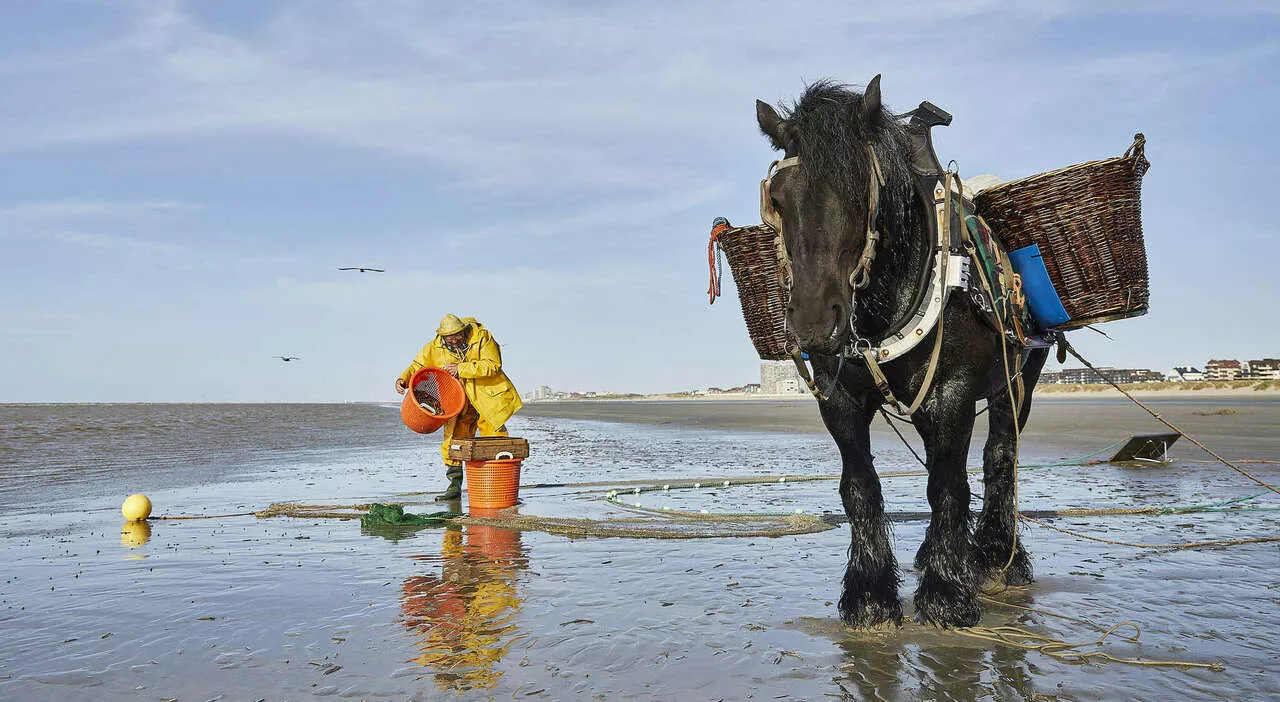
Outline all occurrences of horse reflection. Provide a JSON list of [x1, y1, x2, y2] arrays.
[[831, 590, 1051, 701], [400, 524, 528, 691]]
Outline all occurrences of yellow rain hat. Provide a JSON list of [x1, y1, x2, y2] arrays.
[[436, 314, 466, 337]]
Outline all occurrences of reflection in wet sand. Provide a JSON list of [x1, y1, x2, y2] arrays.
[[804, 592, 1046, 702], [400, 524, 528, 691], [119, 519, 151, 548]]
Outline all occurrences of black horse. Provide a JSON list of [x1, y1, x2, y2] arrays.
[[756, 76, 1050, 628]]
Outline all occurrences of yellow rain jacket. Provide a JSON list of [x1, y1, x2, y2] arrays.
[[398, 318, 522, 430]]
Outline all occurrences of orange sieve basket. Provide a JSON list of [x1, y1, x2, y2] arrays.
[[465, 458, 522, 511], [400, 367, 467, 434]]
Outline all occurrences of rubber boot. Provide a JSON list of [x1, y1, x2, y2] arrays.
[[435, 464, 463, 501]]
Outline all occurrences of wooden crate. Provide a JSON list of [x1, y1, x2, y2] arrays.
[[447, 436, 530, 461]]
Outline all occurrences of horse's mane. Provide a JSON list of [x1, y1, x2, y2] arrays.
[[780, 80, 914, 234]]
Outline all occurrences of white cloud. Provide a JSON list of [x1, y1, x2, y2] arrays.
[[0, 200, 202, 220], [0, 199, 199, 253]]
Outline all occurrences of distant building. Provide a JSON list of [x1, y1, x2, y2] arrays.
[[1205, 359, 1242, 381], [760, 361, 805, 394], [1039, 367, 1164, 384], [1244, 359, 1280, 379], [1109, 368, 1166, 383], [1169, 367, 1205, 382]]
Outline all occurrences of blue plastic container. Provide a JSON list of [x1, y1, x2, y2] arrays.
[[1007, 245, 1071, 328]]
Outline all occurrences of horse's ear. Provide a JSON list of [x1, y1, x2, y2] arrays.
[[861, 74, 882, 123], [757, 99, 788, 150]]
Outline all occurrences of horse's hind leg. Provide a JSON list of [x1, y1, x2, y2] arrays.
[[973, 387, 1033, 585], [818, 385, 902, 628], [975, 347, 1048, 585], [912, 403, 981, 627]]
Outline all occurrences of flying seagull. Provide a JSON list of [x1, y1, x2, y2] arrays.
[[338, 267, 385, 273], [275, 356, 300, 362]]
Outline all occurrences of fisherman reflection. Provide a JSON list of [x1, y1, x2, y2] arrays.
[[400, 524, 528, 691]]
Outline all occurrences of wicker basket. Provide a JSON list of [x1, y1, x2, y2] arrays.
[[973, 134, 1151, 329], [715, 224, 796, 360]]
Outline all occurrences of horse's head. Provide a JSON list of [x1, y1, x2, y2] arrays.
[[757, 75, 903, 356]]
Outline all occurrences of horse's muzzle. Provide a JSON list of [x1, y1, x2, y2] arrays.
[[788, 303, 848, 356]]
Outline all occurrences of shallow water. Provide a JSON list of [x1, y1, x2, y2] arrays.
[[1, 401, 1277, 700]]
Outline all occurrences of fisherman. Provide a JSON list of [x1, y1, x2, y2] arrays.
[[396, 314, 522, 500]]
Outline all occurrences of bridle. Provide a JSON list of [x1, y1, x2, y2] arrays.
[[760, 143, 970, 412], [760, 144, 886, 329]]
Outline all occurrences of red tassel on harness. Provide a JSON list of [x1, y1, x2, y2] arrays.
[[707, 220, 730, 304]]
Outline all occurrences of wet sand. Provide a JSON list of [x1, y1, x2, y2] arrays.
[[2, 401, 1277, 700], [522, 394, 1280, 459]]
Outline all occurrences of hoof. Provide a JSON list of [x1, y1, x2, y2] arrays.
[[838, 592, 903, 629], [1000, 558, 1034, 586], [913, 573, 980, 628], [974, 535, 1034, 586]]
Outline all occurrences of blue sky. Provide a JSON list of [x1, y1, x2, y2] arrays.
[[1, 1, 1277, 402]]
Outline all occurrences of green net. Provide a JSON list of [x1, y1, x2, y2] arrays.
[[361, 503, 456, 528]]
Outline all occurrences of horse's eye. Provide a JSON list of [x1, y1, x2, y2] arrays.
[[771, 197, 783, 212]]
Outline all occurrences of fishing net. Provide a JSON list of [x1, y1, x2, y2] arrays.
[[361, 503, 455, 527], [252, 501, 835, 539], [460, 512, 836, 539], [413, 375, 444, 415]]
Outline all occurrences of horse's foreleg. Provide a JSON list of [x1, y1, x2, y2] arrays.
[[816, 379, 901, 628], [912, 403, 980, 627]]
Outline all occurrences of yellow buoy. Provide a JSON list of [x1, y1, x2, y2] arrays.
[[121, 494, 152, 521]]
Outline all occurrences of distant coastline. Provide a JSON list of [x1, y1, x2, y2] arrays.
[[526, 379, 1279, 403], [1034, 379, 1278, 396]]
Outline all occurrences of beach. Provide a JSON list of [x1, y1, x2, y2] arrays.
[[523, 391, 1280, 459], [2, 398, 1277, 700]]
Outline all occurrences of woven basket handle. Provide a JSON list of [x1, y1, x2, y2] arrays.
[[1123, 133, 1149, 176]]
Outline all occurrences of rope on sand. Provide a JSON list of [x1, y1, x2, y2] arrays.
[[1020, 514, 1280, 551], [953, 621, 1224, 671], [255, 502, 370, 520], [150, 511, 258, 520], [961, 596, 1225, 671]]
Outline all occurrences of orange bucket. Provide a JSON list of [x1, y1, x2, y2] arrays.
[[400, 367, 467, 434], [465, 458, 522, 511]]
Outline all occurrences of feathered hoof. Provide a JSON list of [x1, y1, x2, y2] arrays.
[[974, 535, 1034, 587], [999, 558, 1034, 587], [838, 592, 903, 630], [913, 574, 980, 628]]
